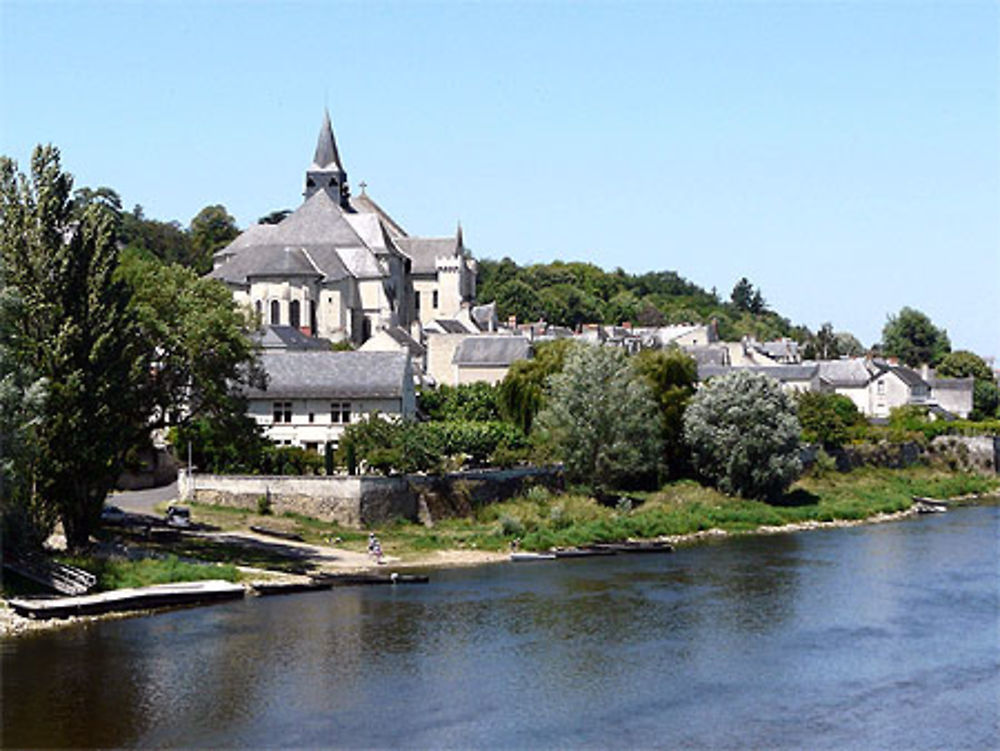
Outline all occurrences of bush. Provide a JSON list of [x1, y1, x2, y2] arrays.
[[684, 370, 802, 500], [795, 391, 864, 449], [337, 415, 528, 475], [418, 382, 502, 422]]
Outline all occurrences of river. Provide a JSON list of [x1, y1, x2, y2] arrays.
[[3, 505, 998, 749]]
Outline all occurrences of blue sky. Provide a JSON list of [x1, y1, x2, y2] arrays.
[[2, 1, 997, 359]]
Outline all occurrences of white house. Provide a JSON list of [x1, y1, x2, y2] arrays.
[[246, 351, 415, 451]]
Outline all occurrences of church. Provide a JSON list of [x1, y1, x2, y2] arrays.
[[210, 110, 478, 344]]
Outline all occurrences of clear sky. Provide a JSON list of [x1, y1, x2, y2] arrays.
[[2, 1, 997, 359]]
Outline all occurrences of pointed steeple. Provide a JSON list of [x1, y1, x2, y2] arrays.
[[456, 221, 464, 251], [313, 108, 343, 170], [305, 109, 349, 206]]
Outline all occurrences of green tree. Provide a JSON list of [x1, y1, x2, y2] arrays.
[[804, 322, 839, 360], [937, 350, 998, 419], [120, 204, 193, 267], [683, 370, 802, 500], [1, 146, 148, 550], [189, 204, 239, 274], [834, 331, 866, 357], [730, 277, 766, 314], [535, 345, 662, 493], [632, 347, 698, 477], [418, 382, 502, 422], [0, 275, 53, 552], [881, 307, 950, 367], [115, 250, 264, 430], [794, 391, 864, 449], [936, 350, 993, 382], [498, 339, 574, 434]]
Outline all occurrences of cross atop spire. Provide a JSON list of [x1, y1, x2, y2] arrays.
[[313, 108, 343, 170]]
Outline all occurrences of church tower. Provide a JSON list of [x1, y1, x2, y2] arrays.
[[305, 109, 350, 207]]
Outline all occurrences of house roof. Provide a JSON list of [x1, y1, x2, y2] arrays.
[[429, 319, 469, 334], [381, 325, 426, 356], [889, 365, 927, 388], [685, 345, 728, 367], [247, 351, 410, 399], [816, 359, 879, 388], [929, 376, 974, 393], [255, 325, 331, 351], [698, 364, 818, 382], [396, 236, 461, 275], [453, 336, 531, 367]]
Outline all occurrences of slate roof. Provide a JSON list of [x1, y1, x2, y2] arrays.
[[210, 190, 381, 285], [396, 236, 461, 275], [816, 359, 879, 388], [889, 365, 927, 388], [312, 109, 343, 171], [685, 345, 728, 367], [255, 325, 331, 351], [698, 364, 818, 382], [929, 376, 974, 393], [247, 351, 410, 399], [429, 319, 469, 334], [453, 336, 531, 367], [350, 190, 407, 238], [382, 326, 426, 356]]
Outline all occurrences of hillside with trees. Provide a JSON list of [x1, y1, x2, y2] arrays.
[[476, 258, 813, 343]]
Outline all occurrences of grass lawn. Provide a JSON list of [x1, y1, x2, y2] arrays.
[[57, 554, 241, 592]]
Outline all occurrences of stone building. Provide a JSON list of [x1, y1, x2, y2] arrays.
[[210, 110, 477, 344]]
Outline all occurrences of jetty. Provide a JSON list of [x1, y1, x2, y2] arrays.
[[7, 580, 245, 620]]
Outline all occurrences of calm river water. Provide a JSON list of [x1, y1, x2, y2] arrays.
[[3, 505, 998, 749]]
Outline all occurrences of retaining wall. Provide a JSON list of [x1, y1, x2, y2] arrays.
[[179, 466, 563, 528]]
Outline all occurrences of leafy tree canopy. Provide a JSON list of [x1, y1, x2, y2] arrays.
[[498, 339, 575, 434], [795, 391, 864, 449], [189, 204, 239, 274], [632, 347, 698, 477], [536, 345, 662, 493], [1, 146, 148, 550], [936, 350, 993, 382], [881, 307, 951, 367], [683, 370, 802, 500]]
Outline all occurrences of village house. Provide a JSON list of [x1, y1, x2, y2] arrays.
[[246, 351, 416, 451]]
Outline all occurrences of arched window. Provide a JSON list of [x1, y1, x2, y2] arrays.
[[270, 300, 280, 325], [254, 300, 262, 318], [290, 300, 301, 330]]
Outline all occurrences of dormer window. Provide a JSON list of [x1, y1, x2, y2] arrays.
[[306, 177, 315, 187]]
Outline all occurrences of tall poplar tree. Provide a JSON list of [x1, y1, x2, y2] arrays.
[[1, 146, 147, 550]]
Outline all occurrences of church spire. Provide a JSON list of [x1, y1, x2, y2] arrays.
[[305, 109, 349, 206], [456, 221, 464, 250], [313, 108, 343, 170]]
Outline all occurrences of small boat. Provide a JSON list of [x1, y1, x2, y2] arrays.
[[912, 497, 949, 514], [311, 573, 430, 586], [588, 541, 674, 555], [509, 552, 556, 562], [551, 547, 617, 558]]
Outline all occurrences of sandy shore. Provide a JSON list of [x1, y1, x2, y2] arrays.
[[0, 505, 925, 639]]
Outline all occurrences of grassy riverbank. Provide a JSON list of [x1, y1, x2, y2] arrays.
[[372, 466, 999, 557]]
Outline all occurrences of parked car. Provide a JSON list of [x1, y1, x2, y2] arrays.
[[101, 505, 127, 525], [165, 505, 191, 529]]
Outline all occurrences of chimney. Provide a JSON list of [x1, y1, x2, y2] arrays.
[[508, 315, 517, 330], [623, 321, 632, 331]]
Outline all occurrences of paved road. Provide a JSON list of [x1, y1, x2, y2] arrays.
[[108, 481, 179, 515]]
